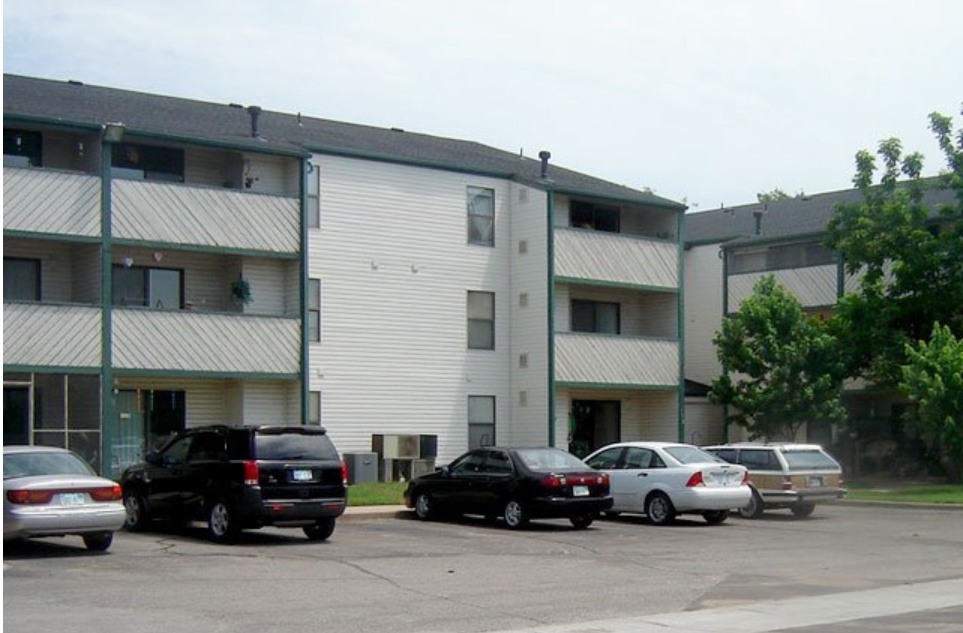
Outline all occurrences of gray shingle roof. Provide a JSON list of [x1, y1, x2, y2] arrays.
[[3, 74, 684, 210]]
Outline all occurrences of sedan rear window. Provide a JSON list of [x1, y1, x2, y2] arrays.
[[515, 448, 588, 472], [664, 446, 726, 465], [254, 433, 339, 461], [4, 451, 95, 478], [783, 450, 840, 471]]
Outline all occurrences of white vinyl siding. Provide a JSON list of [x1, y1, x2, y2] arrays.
[[684, 243, 725, 385], [3, 238, 101, 304]]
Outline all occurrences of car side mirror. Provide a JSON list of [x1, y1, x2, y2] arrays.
[[437, 465, 451, 477], [145, 452, 162, 466]]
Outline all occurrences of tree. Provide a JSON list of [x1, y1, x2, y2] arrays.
[[710, 275, 848, 441], [826, 109, 963, 387], [899, 324, 963, 482]]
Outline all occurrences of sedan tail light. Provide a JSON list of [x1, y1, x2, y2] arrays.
[[685, 471, 705, 488], [540, 473, 608, 487], [6, 485, 121, 504], [6, 489, 54, 504], [243, 460, 260, 486], [89, 485, 123, 501]]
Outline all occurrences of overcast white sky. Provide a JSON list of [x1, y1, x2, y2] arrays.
[[4, 0, 961, 211]]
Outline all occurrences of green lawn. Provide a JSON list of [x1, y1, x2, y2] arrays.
[[845, 483, 963, 504], [348, 481, 407, 506]]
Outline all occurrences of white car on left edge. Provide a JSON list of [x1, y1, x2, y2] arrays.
[[583, 442, 750, 526]]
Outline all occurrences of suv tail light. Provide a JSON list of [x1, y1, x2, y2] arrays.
[[685, 471, 705, 487], [340, 460, 348, 486], [781, 476, 794, 490], [243, 460, 260, 486]]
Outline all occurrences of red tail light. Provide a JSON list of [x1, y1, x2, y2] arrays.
[[89, 485, 123, 501], [685, 471, 705, 487], [740, 471, 749, 485], [340, 460, 348, 486], [6, 490, 54, 504], [540, 473, 608, 487], [243, 460, 260, 486]]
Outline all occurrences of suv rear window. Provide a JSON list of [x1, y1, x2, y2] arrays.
[[254, 431, 339, 461], [782, 449, 840, 471]]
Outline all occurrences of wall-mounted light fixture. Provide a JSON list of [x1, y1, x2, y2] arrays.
[[122, 256, 134, 268], [102, 122, 126, 143], [152, 251, 163, 263]]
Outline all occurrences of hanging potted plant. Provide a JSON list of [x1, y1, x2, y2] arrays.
[[231, 278, 253, 305]]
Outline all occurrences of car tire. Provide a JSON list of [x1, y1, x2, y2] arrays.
[[82, 532, 114, 552], [791, 502, 816, 518], [413, 491, 435, 521], [206, 498, 239, 543], [503, 499, 529, 529], [702, 510, 730, 525], [569, 514, 595, 529], [303, 517, 336, 541], [645, 492, 676, 526], [123, 491, 149, 532], [738, 487, 765, 519]]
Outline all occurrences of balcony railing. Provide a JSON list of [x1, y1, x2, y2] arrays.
[[554, 228, 677, 290], [112, 179, 300, 253], [554, 331, 679, 388], [3, 303, 102, 367], [729, 265, 838, 310], [3, 167, 101, 237]]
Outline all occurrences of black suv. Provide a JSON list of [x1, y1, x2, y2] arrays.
[[120, 425, 347, 543]]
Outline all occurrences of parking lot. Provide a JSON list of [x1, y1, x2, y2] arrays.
[[4, 503, 963, 633]]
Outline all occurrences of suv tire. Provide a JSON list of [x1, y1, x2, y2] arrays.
[[304, 517, 336, 541], [207, 498, 239, 543], [123, 491, 149, 532]]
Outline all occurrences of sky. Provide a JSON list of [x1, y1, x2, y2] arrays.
[[3, 0, 961, 212]]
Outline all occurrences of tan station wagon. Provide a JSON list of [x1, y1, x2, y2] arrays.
[[702, 443, 846, 518]]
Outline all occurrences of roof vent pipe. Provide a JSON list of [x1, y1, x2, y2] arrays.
[[247, 105, 263, 138], [538, 150, 551, 179]]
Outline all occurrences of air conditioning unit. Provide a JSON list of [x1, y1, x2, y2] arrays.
[[372, 434, 420, 459]]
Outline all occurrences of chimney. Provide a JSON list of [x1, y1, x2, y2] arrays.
[[538, 150, 551, 179], [753, 208, 764, 236], [247, 105, 263, 138]]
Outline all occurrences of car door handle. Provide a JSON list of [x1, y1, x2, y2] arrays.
[[637, 473, 648, 477]]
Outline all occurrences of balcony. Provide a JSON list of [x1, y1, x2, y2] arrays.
[[3, 167, 101, 238], [112, 309, 300, 375], [3, 303, 102, 368], [728, 264, 838, 310], [111, 179, 300, 254], [554, 228, 677, 290], [554, 332, 679, 388]]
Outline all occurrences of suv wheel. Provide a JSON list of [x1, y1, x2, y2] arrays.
[[207, 498, 239, 543], [739, 487, 764, 519], [304, 517, 336, 541], [645, 492, 676, 526], [123, 491, 149, 532], [569, 514, 595, 529], [791, 502, 816, 518]]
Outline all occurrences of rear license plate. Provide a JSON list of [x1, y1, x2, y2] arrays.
[[291, 469, 313, 482], [59, 492, 85, 505], [808, 476, 823, 487], [573, 485, 589, 497]]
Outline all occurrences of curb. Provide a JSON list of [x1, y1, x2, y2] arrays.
[[840, 499, 963, 511], [340, 506, 411, 522]]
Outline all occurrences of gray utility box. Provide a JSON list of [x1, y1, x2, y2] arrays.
[[342, 452, 378, 485]]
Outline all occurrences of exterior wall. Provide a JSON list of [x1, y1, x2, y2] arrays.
[[554, 388, 680, 447], [307, 155, 512, 461], [558, 283, 677, 338], [4, 304, 101, 368], [683, 398, 725, 446], [684, 242, 725, 385], [508, 184, 551, 447], [3, 237, 101, 304]]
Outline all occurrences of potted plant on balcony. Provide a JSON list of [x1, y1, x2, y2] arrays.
[[231, 278, 253, 305]]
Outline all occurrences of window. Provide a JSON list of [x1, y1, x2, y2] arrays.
[[572, 299, 620, 334], [585, 447, 623, 470], [112, 265, 183, 309], [468, 395, 495, 449], [467, 291, 495, 349], [570, 200, 619, 233], [306, 163, 320, 228], [111, 143, 185, 182], [4, 258, 41, 301], [467, 186, 494, 246], [309, 279, 321, 342], [728, 241, 836, 274], [4, 128, 42, 167]]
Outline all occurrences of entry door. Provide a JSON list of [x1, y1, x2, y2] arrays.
[[4, 386, 31, 445], [113, 390, 146, 478]]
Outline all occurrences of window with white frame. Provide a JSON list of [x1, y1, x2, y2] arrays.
[[468, 395, 495, 449], [309, 279, 321, 342], [467, 291, 495, 349], [467, 186, 494, 246]]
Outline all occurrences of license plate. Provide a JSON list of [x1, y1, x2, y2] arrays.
[[59, 492, 85, 506], [808, 476, 823, 487], [291, 469, 313, 482], [573, 485, 589, 497]]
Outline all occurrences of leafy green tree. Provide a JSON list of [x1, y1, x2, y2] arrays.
[[710, 276, 848, 441], [899, 324, 963, 481], [826, 109, 963, 386]]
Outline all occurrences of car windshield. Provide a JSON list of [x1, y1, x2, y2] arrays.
[[3, 451, 95, 479], [783, 449, 840, 471], [515, 448, 588, 472], [255, 433, 339, 461], [664, 445, 726, 465]]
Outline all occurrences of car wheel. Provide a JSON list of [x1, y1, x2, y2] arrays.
[[304, 517, 336, 541], [569, 514, 595, 529], [123, 491, 149, 532], [503, 499, 529, 529], [791, 502, 816, 518], [206, 498, 239, 543], [738, 487, 764, 519], [414, 491, 435, 521], [702, 510, 730, 525], [82, 532, 114, 552], [645, 492, 676, 526]]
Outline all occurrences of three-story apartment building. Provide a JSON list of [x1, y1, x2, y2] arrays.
[[3, 74, 687, 473]]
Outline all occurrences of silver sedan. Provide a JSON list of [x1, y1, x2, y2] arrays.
[[4, 445, 126, 551], [583, 441, 750, 525]]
